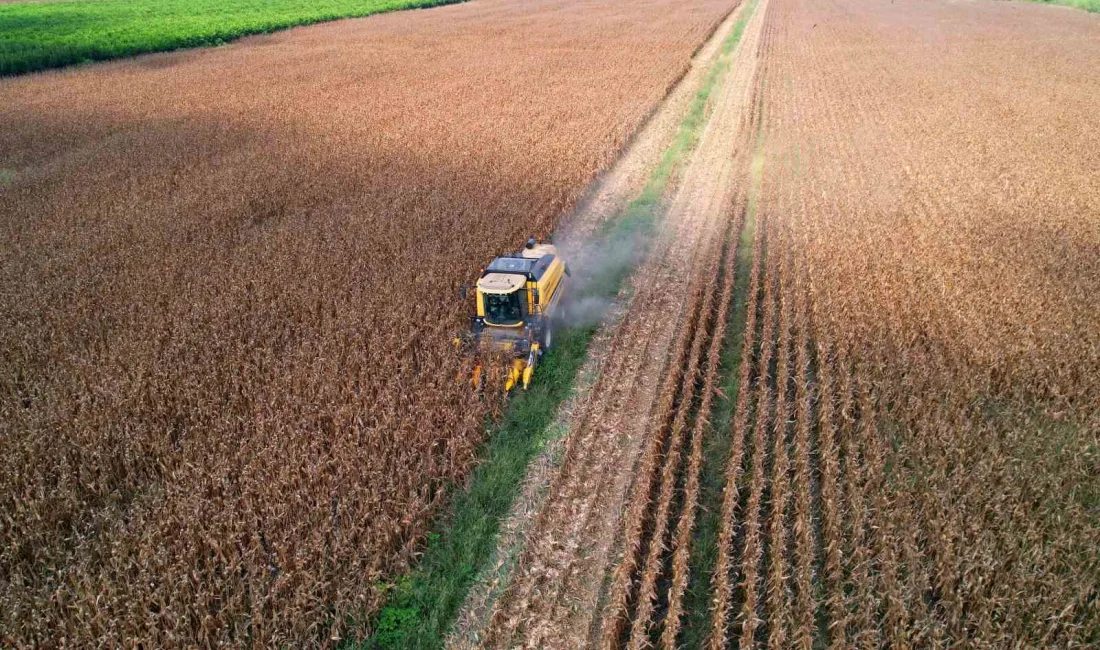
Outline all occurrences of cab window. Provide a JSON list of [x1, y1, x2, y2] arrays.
[[486, 257, 534, 274], [484, 291, 523, 324]]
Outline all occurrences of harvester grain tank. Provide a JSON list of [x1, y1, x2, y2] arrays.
[[455, 238, 570, 390]]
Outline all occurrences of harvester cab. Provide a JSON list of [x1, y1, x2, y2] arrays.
[[455, 238, 570, 390]]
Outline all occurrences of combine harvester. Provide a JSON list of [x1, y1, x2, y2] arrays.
[[456, 238, 570, 390]]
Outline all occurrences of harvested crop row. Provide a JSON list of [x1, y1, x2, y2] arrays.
[[660, 197, 746, 650], [625, 215, 729, 649], [0, 0, 740, 645], [708, 191, 765, 650]]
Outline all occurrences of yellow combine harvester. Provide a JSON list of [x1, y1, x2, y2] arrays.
[[456, 238, 570, 390]]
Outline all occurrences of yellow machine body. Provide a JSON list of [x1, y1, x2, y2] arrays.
[[456, 240, 570, 390]]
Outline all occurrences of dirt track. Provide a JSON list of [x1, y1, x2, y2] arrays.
[[446, 7, 746, 645]]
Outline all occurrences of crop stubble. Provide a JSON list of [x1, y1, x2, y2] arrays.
[[0, 0, 739, 645]]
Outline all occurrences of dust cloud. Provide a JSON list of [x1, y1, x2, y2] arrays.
[[553, 224, 654, 330]]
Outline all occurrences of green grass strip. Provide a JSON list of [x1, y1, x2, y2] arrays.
[[1017, 0, 1100, 12], [0, 0, 463, 76]]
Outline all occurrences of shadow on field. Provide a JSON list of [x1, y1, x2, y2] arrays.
[[0, 97, 572, 642]]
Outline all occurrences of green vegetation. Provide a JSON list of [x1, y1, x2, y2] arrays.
[[0, 0, 461, 76], [1026, 0, 1100, 12]]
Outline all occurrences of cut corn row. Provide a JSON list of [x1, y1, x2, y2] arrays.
[[660, 199, 747, 650], [707, 196, 767, 650]]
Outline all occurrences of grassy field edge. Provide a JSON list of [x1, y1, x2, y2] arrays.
[[1019, 0, 1100, 12], [0, 0, 463, 76]]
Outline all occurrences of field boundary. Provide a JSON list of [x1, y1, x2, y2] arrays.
[[0, 0, 464, 76], [1012, 0, 1100, 13]]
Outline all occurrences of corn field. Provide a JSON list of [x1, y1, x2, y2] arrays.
[[2, 0, 1098, 644], [0, 0, 737, 645]]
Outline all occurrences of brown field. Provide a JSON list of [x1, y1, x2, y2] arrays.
[[0, 0, 738, 645], [4, 0, 1099, 645], [472, 0, 1100, 647]]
